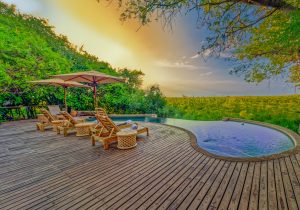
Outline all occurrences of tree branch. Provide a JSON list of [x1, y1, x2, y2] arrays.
[[239, 0, 299, 11]]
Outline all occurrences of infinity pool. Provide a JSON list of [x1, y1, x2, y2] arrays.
[[102, 116, 295, 158]]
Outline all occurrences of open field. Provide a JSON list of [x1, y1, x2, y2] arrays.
[[166, 95, 300, 132]]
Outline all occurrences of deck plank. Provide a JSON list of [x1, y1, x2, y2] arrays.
[[217, 162, 243, 210], [286, 157, 300, 208], [259, 161, 268, 210], [279, 158, 298, 209], [226, 162, 249, 210], [248, 162, 261, 210], [237, 162, 255, 210], [274, 159, 289, 210], [267, 160, 278, 210], [0, 120, 300, 210], [188, 161, 231, 209]]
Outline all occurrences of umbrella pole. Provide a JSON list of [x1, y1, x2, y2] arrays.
[[93, 86, 97, 108], [64, 87, 67, 111]]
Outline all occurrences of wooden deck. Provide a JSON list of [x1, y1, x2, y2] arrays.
[[0, 120, 300, 210]]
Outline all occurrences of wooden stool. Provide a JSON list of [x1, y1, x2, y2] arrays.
[[75, 122, 96, 137], [117, 130, 137, 149]]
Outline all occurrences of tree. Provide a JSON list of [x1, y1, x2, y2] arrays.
[[118, 68, 145, 89], [107, 0, 300, 83], [0, 2, 167, 119]]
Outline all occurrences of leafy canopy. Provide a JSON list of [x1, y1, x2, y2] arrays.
[[0, 2, 166, 116], [108, 0, 300, 83]]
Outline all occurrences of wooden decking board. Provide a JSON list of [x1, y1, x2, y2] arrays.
[[154, 158, 217, 210], [130, 155, 206, 210], [196, 162, 234, 210], [0, 142, 169, 203], [0, 127, 176, 201], [43, 142, 192, 209], [89, 147, 198, 209], [139, 155, 207, 210], [206, 162, 237, 210], [267, 160, 278, 210], [177, 159, 222, 209], [187, 161, 230, 209], [258, 161, 268, 210], [217, 162, 243, 210], [248, 162, 261, 210], [279, 158, 299, 209], [0, 120, 300, 210], [3, 134, 188, 209], [291, 155, 300, 177], [156, 157, 211, 210], [107, 153, 204, 210], [288, 156, 300, 206], [237, 162, 255, 210], [274, 159, 289, 210]]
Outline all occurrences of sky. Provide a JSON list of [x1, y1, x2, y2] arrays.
[[2, 0, 297, 96]]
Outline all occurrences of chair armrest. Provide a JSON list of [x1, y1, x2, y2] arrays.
[[118, 124, 132, 129]]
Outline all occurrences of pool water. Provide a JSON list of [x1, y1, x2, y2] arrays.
[[108, 116, 295, 158]]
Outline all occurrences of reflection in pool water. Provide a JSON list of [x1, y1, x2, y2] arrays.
[[96, 116, 295, 158]]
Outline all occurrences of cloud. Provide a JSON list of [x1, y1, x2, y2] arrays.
[[190, 49, 232, 59], [199, 71, 213, 77], [155, 60, 199, 70], [190, 49, 212, 59], [190, 53, 200, 59]]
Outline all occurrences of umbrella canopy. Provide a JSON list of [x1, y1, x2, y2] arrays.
[[29, 78, 90, 110], [53, 70, 125, 108]]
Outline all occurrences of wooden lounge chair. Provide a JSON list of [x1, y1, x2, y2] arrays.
[[92, 115, 149, 150], [95, 108, 108, 116], [57, 111, 94, 136], [36, 109, 64, 131], [91, 108, 109, 135], [47, 105, 64, 120], [91, 108, 128, 135]]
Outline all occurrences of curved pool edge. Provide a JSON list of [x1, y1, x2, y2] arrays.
[[162, 118, 300, 162]]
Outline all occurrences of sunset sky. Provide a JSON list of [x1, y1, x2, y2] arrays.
[[3, 0, 296, 96]]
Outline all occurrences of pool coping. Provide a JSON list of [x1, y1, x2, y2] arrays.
[[109, 114, 158, 118], [165, 118, 300, 162]]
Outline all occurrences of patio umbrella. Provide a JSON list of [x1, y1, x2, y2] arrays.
[[52, 70, 125, 108], [29, 78, 90, 110]]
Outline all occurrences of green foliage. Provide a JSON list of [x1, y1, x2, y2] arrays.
[[0, 2, 165, 117], [234, 10, 300, 83], [114, 0, 300, 83], [165, 95, 300, 132]]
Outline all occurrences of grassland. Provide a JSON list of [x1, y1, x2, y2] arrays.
[[165, 95, 300, 132]]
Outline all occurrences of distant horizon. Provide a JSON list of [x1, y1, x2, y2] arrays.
[[2, 0, 298, 96], [166, 94, 299, 98]]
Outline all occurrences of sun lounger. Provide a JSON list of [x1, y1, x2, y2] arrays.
[[36, 109, 64, 131], [91, 115, 149, 150]]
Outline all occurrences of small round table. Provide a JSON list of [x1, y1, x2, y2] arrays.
[[117, 130, 137, 149]]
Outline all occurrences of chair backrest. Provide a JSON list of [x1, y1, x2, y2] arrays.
[[48, 105, 61, 116], [60, 111, 77, 125], [95, 108, 108, 117], [41, 108, 55, 122], [96, 115, 121, 135]]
